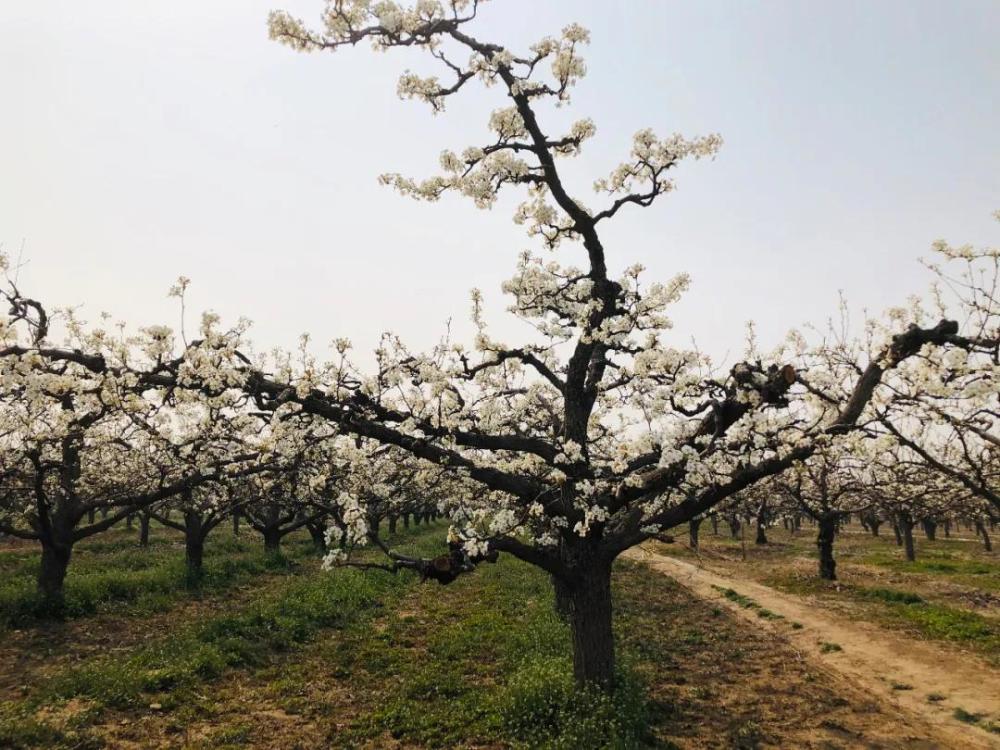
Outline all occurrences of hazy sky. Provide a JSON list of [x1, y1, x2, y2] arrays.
[[2, 0, 997, 367]]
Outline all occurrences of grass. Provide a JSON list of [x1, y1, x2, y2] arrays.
[[711, 586, 785, 622], [0, 523, 448, 749], [0, 528, 318, 629]]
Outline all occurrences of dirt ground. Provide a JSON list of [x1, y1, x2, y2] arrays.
[[628, 543, 1000, 749]]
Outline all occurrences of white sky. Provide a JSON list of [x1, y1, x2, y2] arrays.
[[2, 0, 998, 367]]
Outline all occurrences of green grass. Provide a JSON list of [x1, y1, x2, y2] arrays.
[[0, 524, 448, 749], [0, 524, 335, 629]]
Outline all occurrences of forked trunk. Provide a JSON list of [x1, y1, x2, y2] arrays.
[[817, 517, 837, 581]]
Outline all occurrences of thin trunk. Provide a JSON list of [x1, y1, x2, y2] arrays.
[[232, 510, 240, 537], [727, 517, 740, 540], [688, 518, 702, 551], [184, 513, 205, 585], [402, 514, 410, 530], [710, 516, 718, 536], [817, 517, 837, 580], [869, 518, 881, 537], [139, 511, 151, 548], [975, 520, 993, 552], [892, 523, 903, 546], [388, 515, 398, 536]]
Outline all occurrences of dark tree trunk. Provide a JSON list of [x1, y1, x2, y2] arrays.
[[921, 518, 937, 541], [943, 520, 950, 538], [87, 508, 95, 524], [232, 510, 240, 537], [38, 537, 73, 610], [710, 515, 719, 536], [688, 518, 702, 551], [263, 527, 282, 553], [899, 517, 916, 562], [388, 515, 398, 536], [975, 520, 993, 552], [552, 574, 573, 622], [755, 522, 768, 545], [306, 522, 326, 553], [817, 517, 837, 580], [126, 513, 133, 530], [566, 561, 615, 689], [892, 522, 903, 546], [869, 518, 881, 537], [139, 511, 151, 548], [402, 514, 410, 530], [184, 513, 205, 584]]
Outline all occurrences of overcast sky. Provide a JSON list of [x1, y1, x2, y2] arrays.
[[2, 0, 997, 367]]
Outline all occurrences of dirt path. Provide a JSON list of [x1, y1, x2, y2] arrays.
[[627, 546, 1000, 749]]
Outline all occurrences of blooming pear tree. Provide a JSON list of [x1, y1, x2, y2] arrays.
[[253, 0, 991, 688]]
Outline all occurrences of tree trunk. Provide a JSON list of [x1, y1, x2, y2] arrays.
[[139, 511, 151, 548], [921, 518, 937, 541], [975, 520, 993, 552], [87, 508, 96, 524], [388, 515, 398, 536], [899, 517, 916, 562], [688, 518, 702, 551], [38, 537, 73, 610], [126, 513, 133, 530], [943, 520, 950, 538], [727, 517, 741, 539], [755, 522, 768, 545], [552, 574, 573, 622], [232, 510, 240, 537], [185, 515, 205, 585], [710, 516, 718, 536], [817, 517, 837, 580], [566, 561, 615, 690], [892, 522, 903, 546], [263, 527, 282, 553], [306, 522, 326, 553], [402, 514, 410, 530]]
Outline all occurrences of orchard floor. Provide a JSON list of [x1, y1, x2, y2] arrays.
[[0, 522, 997, 749]]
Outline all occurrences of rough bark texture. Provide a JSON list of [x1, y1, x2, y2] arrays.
[[566, 560, 615, 689]]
